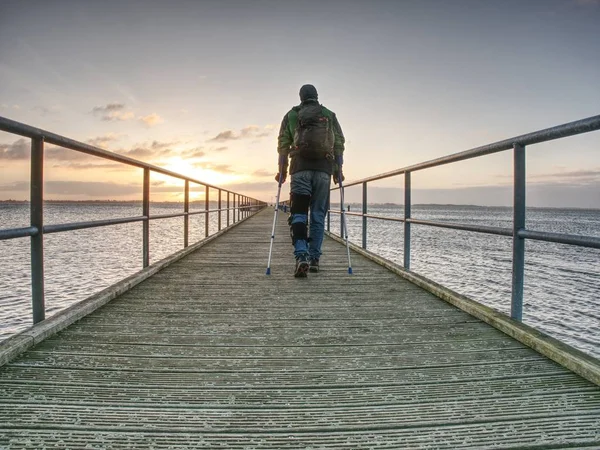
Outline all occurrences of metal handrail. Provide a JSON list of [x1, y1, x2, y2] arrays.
[[327, 114, 600, 321], [0, 116, 266, 324]]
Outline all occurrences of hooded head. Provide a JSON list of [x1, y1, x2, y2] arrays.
[[299, 84, 318, 102]]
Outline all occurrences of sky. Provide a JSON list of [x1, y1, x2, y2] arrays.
[[0, 0, 599, 206]]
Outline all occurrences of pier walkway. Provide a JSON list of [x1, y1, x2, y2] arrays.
[[1, 209, 599, 448]]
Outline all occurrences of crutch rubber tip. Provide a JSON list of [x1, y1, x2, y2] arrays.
[[266, 268, 271, 275], [348, 267, 353, 274]]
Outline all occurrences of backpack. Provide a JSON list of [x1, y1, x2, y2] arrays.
[[292, 103, 335, 160]]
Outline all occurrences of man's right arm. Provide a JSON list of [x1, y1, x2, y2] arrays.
[[277, 112, 292, 174]]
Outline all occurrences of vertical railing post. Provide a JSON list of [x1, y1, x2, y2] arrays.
[[362, 182, 368, 249], [184, 180, 189, 248], [404, 171, 411, 270], [205, 185, 209, 238], [340, 188, 344, 237], [30, 136, 45, 324], [237, 194, 240, 222], [327, 191, 331, 232], [511, 143, 526, 321], [218, 189, 222, 231], [142, 168, 150, 268], [227, 192, 230, 227], [233, 194, 237, 224]]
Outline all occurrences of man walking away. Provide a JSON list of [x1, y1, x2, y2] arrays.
[[275, 84, 346, 277]]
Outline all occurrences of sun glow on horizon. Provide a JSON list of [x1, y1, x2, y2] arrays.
[[155, 157, 242, 197]]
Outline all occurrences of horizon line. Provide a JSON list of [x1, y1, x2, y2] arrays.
[[1, 199, 599, 211]]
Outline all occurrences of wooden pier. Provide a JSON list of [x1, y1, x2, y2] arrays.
[[1, 209, 599, 448]]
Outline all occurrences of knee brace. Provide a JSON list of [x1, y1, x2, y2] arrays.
[[289, 193, 311, 244], [290, 193, 310, 215]]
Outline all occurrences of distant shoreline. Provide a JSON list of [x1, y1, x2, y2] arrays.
[[1, 200, 598, 211]]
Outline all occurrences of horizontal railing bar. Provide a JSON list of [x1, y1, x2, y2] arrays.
[[519, 229, 600, 249], [363, 213, 405, 222], [14, 205, 268, 236], [0, 116, 237, 194], [408, 218, 513, 236], [328, 212, 513, 236], [183, 207, 242, 216], [2, 207, 252, 238], [148, 212, 187, 220], [0, 226, 38, 240], [328, 210, 406, 223], [43, 216, 147, 234], [135, 207, 255, 220], [338, 114, 600, 189]]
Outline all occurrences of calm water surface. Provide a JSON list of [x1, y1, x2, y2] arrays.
[[1, 202, 599, 359]]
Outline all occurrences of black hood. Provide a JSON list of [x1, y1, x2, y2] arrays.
[[299, 84, 318, 102]]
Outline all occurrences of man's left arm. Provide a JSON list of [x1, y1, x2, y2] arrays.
[[331, 113, 345, 157], [332, 113, 345, 184]]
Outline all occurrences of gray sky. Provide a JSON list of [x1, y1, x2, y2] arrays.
[[0, 0, 599, 206]]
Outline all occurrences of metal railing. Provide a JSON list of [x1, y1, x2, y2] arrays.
[[0, 116, 266, 324], [327, 115, 600, 321]]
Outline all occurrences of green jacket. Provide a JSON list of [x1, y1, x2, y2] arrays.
[[277, 100, 345, 175]]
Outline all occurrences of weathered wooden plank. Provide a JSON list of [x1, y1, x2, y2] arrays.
[[0, 360, 572, 388], [2, 417, 600, 450], [2, 392, 599, 431], [30, 338, 524, 359], [1, 374, 594, 408]]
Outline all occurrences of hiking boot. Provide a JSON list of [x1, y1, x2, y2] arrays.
[[309, 258, 320, 273], [294, 254, 309, 278]]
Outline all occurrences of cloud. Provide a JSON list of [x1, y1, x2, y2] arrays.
[[529, 168, 600, 184], [574, 0, 600, 5], [495, 168, 600, 185], [0, 139, 111, 162], [207, 125, 275, 142], [192, 162, 236, 174], [139, 113, 163, 127], [0, 139, 28, 159], [242, 125, 272, 138], [252, 169, 272, 177], [91, 103, 135, 121], [222, 180, 277, 193], [121, 147, 161, 159], [180, 147, 206, 158], [93, 103, 125, 113], [34, 105, 61, 116], [240, 125, 260, 137], [115, 140, 176, 160], [46, 145, 95, 161], [86, 133, 121, 148], [0, 181, 28, 191], [214, 146, 228, 152], [0, 180, 142, 197], [50, 162, 130, 171], [149, 140, 174, 150], [0, 180, 208, 198], [209, 130, 238, 142]]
